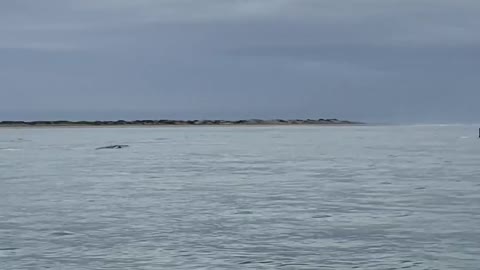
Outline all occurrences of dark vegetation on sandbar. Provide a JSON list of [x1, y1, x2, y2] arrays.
[[0, 119, 362, 127]]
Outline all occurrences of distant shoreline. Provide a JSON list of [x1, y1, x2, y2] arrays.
[[0, 119, 363, 128]]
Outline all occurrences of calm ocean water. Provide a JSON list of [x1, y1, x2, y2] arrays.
[[1, 125, 479, 269]]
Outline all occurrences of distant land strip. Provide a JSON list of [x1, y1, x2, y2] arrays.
[[0, 119, 362, 127]]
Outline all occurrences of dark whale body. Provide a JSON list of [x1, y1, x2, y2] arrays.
[[96, 145, 129, 150]]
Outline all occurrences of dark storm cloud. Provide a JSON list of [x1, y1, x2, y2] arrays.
[[1, 0, 479, 122]]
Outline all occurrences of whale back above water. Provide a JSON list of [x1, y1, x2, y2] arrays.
[[96, 145, 129, 150]]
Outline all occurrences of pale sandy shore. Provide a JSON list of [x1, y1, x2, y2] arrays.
[[0, 123, 363, 129]]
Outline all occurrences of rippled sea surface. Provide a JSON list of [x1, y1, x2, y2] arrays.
[[1, 125, 480, 269]]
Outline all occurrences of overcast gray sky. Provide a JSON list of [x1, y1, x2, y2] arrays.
[[1, 0, 479, 123]]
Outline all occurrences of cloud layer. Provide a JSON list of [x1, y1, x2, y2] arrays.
[[1, 0, 479, 122]]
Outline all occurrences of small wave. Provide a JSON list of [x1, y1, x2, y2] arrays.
[[312, 214, 332, 219], [50, 231, 75, 237], [235, 210, 254, 215], [0, 247, 18, 251], [0, 148, 21, 151]]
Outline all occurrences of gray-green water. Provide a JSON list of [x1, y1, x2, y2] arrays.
[[1, 125, 479, 269]]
